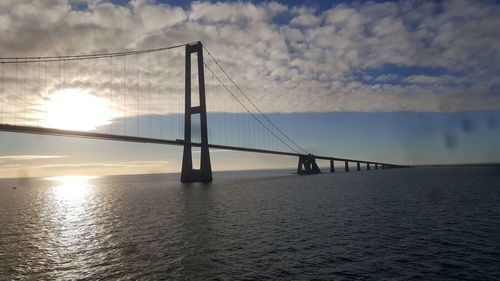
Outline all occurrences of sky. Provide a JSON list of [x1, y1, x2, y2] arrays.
[[0, 0, 499, 178]]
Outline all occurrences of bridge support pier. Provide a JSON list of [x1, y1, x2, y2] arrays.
[[181, 42, 213, 183], [297, 155, 321, 174], [367, 163, 370, 170], [357, 162, 361, 171], [375, 164, 378, 170], [345, 161, 349, 172], [330, 160, 335, 173]]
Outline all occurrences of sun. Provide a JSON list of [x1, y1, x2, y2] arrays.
[[39, 89, 112, 131]]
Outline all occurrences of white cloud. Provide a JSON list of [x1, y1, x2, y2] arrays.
[[189, 1, 286, 24], [0, 0, 499, 115], [404, 75, 443, 84], [373, 74, 399, 82], [27, 160, 170, 169], [0, 159, 172, 178], [0, 155, 65, 161], [290, 7, 320, 27]]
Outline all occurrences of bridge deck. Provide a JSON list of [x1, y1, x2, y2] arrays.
[[0, 124, 396, 166]]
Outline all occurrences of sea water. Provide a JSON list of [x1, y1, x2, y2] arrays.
[[1, 166, 499, 280]]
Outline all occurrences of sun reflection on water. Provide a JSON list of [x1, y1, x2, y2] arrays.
[[43, 175, 100, 277], [48, 176, 97, 202]]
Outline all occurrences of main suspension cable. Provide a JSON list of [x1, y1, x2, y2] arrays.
[[202, 43, 309, 155], [204, 64, 301, 154]]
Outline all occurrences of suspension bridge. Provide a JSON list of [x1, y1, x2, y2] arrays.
[[0, 41, 407, 182]]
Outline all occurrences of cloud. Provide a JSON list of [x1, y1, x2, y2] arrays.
[[373, 74, 399, 82], [0, 0, 499, 115], [0, 156, 168, 169], [0, 159, 172, 178], [189, 1, 286, 24], [24, 160, 170, 169], [0, 155, 65, 161], [290, 7, 320, 27], [404, 75, 453, 84]]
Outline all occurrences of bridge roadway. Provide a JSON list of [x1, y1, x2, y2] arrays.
[[0, 124, 404, 168]]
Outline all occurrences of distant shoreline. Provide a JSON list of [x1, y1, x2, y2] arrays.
[[413, 163, 500, 167]]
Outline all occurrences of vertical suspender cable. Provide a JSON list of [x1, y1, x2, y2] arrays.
[[253, 112, 256, 149], [109, 57, 113, 134], [136, 52, 139, 137], [1, 62, 3, 124], [123, 54, 126, 135], [179, 47, 182, 140], [15, 60, 17, 125], [37, 59, 40, 126], [161, 51, 164, 139], [109, 56, 113, 134], [218, 82, 221, 145], [148, 51, 151, 138], [225, 86, 228, 145], [159, 51, 164, 139], [58, 60, 60, 94], [24, 62, 27, 125], [44, 61, 47, 126], [0, 62, 3, 124], [169, 50, 172, 139], [178, 48, 180, 139], [223, 85, 225, 145]]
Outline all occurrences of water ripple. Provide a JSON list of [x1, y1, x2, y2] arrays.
[[1, 167, 499, 280]]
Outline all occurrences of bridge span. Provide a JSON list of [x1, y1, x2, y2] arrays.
[[0, 123, 407, 178]]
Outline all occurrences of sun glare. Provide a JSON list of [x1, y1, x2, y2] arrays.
[[47, 176, 98, 202], [40, 89, 112, 131], [48, 175, 98, 183]]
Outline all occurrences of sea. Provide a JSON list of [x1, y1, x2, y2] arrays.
[[0, 166, 499, 280]]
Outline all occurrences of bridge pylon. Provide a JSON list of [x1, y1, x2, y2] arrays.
[[181, 42, 213, 183], [297, 154, 321, 174]]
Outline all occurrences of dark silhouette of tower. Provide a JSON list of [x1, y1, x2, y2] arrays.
[[297, 154, 321, 174], [181, 42, 213, 183]]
